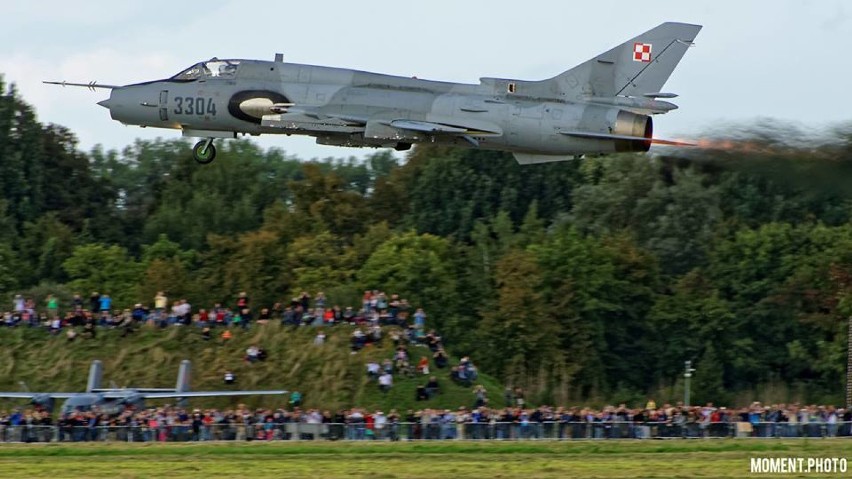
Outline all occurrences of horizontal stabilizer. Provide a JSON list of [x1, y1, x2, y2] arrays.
[[559, 130, 694, 146], [91, 388, 177, 393], [138, 390, 288, 399]]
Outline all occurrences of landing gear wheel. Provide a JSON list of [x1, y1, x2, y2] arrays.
[[192, 140, 216, 164]]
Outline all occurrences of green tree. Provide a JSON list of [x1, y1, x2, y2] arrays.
[[533, 226, 658, 395], [480, 249, 561, 395], [692, 343, 730, 406], [62, 244, 142, 307], [358, 231, 458, 330]]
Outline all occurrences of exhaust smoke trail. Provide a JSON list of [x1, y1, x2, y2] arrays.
[[653, 121, 852, 197]]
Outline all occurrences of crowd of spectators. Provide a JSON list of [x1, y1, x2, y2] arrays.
[[2, 289, 485, 409], [2, 290, 427, 336], [5, 291, 852, 443], [3, 401, 852, 443]]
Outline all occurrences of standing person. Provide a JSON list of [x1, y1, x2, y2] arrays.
[[13, 294, 25, 313], [72, 293, 83, 311], [413, 308, 426, 330], [46, 294, 59, 318], [154, 292, 168, 315], [89, 292, 100, 313], [99, 294, 112, 314], [236, 292, 249, 312], [240, 308, 252, 330]]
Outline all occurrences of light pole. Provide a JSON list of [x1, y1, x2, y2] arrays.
[[684, 360, 696, 407], [846, 315, 852, 409]]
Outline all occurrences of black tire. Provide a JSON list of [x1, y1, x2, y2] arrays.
[[193, 141, 216, 164]]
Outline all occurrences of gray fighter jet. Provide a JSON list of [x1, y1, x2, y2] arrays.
[[47, 22, 700, 164], [0, 360, 286, 415]]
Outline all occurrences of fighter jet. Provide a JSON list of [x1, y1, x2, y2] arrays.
[[46, 22, 700, 164], [0, 360, 286, 415]]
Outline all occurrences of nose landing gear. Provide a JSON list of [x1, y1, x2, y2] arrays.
[[192, 139, 217, 164]]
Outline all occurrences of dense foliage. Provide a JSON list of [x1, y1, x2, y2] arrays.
[[2, 75, 851, 406]]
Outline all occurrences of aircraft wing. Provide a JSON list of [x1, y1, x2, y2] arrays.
[[0, 392, 79, 399], [138, 390, 288, 399]]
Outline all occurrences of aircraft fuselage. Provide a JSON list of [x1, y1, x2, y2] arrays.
[[104, 61, 655, 156]]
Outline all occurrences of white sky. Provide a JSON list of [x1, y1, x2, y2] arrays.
[[0, 0, 848, 160]]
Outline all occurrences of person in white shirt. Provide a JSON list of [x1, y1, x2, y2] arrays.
[[374, 410, 387, 439], [378, 372, 393, 393], [366, 361, 380, 378]]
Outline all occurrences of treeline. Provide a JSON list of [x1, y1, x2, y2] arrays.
[[2, 76, 852, 406]]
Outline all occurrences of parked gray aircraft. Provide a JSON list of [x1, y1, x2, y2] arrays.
[[47, 22, 701, 164], [0, 360, 286, 415]]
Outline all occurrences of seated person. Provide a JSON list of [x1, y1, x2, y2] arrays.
[[366, 361, 380, 379], [224, 371, 236, 384], [394, 347, 409, 368], [257, 347, 268, 361], [83, 321, 96, 339], [351, 329, 365, 352], [245, 345, 260, 363], [433, 349, 448, 369], [415, 385, 429, 401], [49, 317, 62, 335], [424, 376, 441, 398], [417, 356, 430, 375]]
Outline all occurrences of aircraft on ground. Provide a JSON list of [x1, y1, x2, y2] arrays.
[[46, 22, 701, 164], [0, 360, 286, 415]]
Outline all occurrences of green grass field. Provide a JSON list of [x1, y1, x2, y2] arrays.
[[1, 440, 851, 478]]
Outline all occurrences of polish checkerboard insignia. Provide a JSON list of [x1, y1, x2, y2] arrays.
[[633, 42, 652, 63]]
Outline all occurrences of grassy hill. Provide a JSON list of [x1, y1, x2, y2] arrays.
[[0, 323, 503, 413]]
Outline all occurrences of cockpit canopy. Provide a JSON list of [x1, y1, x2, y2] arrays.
[[171, 59, 241, 80]]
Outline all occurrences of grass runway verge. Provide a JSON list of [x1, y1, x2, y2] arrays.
[[1, 439, 851, 478]]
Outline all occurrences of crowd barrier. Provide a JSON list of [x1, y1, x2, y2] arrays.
[[1, 421, 851, 443]]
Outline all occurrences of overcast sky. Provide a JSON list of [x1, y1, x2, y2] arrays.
[[0, 0, 848, 160]]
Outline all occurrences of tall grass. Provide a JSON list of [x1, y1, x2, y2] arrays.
[[0, 323, 501, 412]]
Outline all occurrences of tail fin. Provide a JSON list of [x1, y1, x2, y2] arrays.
[[550, 22, 701, 98], [176, 360, 191, 394], [86, 360, 103, 393]]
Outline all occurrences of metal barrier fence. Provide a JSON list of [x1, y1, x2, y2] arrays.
[[1, 422, 851, 443]]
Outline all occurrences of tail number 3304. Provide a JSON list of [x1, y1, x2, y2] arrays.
[[174, 97, 217, 116]]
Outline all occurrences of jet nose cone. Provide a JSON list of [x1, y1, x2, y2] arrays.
[[97, 99, 111, 109]]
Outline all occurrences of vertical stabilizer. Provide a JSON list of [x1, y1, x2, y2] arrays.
[[176, 360, 191, 394], [544, 22, 702, 99], [86, 360, 103, 393]]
